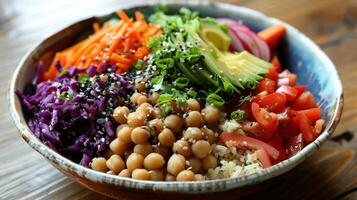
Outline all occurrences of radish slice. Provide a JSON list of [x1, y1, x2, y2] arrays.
[[231, 26, 261, 57], [216, 18, 271, 61], [227, 29, 245, 51]]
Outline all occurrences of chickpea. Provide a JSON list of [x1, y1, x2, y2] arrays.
[[109, 138, 130, 155], [176, 170, 195, 181], [148, 119, 164, 135], [135, 81, 146, 92], [187, 99, 200, 111], [153, 145, 169, 160], [183, 127, 204, 142], [91, 157, 108, 172], [167, 154, 186, 176], [116, 124, 128, 133], [152, 107, 162, 119], [184, 111, 203, 127], [164, 114, 184, 134], [202, 127, 216, 144], [137, 102, 153, 117], [148, 92, 160, 104], [144, 153, 165, 170], [158, 128, 176, 147], [187, 157, 201, 173], [137, 95, 148, 105], [191, 140, 210, 159], [126, 153, 144, 172], [131, 127, 150, 144], [117, 126, 132, 143], [202, 155, 218, 171], [118, 169, 131, 177], [132, 169, 150, 180], [165, 173, 176, 181], [133, 143, 153, 157], [127, 112, 147, 127], [106, 155, 125, 174], [113, 106, 129, 124], [130, 92, 141, 104], [173, 140, 191, 157], [149, 170, 165, 181], [194, 174, 206, 181], [201, 105, 221, 125]]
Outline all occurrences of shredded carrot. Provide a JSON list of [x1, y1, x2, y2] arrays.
[[45, 10, 161, 80], [135, 11, 144, 21], [110, 54, 132, 64], [92, 22, 100, 32], [117, 10, 129, 22], [258, 24, 286, 49]]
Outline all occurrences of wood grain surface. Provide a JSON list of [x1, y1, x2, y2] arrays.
[[1, 0, 357, 199]]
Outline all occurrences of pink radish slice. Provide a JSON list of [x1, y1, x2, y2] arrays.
[[227, 29, 245, 51], [234, 22, 271, 61], [230, 26, 261, 57], [253, 34, 271, 61], [216, 18, 271, 61]]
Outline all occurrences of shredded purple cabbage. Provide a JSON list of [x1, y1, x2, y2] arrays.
[[16, 62, 134, 167]]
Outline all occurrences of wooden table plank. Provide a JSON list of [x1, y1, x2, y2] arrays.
[[1, 0, 356, 199]]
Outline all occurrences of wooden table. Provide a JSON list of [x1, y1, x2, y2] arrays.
[[1, 0, 357, 199]]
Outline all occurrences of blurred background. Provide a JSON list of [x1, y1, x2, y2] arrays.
[[1, 0, 357, 199]]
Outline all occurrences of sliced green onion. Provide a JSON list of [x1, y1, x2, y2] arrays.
[[174, 77, 189, 88], [230, 109, 245, 122], [187, 89, 197, 98], [206, 93, 225, 107]]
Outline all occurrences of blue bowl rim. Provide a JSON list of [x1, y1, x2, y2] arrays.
[[8, 1, 344, 194]]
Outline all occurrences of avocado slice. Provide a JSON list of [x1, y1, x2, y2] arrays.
[[186, 19, 272, 90], [199, 21, 231, 52]]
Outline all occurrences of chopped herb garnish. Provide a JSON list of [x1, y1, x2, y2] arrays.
[[230, 109, 245, 122], [206, 93, 225, 107], [78, 73, 89, 84]]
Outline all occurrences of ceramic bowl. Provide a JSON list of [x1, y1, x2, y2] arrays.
[[8, 2, 343, 199]]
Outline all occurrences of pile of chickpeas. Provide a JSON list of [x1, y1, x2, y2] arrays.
[[91, 84, 222, 181]]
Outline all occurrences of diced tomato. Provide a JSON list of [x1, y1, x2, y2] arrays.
[[219, 133, 280, 159], [314, 119, 325, 137], [242, 121, 274, 142], [286, 133, 304, 158], [268, 134, 286, 163], [278, 69, 290, 77], [255, 79, 276, 94], [278, 117, 300, 142], [276, 85, 298, 102], [296, 112, 315, 143], [256, 149, 272, 168], [251, 102, 279, 132], [266, 67, 279, 81], [290, 92, 317, 110], [277, 77, 289, 87], [288, 74, 297, 86], [297, 108, 321, 123], [271, 55, 282, 72], [295, 85, 307, 97], [239, 102, 254, 121], [278, 69, 297, 86], [260, 92, 286, 113]]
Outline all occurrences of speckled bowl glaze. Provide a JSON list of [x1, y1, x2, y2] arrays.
[[9, 2, 343, 199]]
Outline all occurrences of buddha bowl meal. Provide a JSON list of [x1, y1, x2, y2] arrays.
[[16, 7, 326, 182]]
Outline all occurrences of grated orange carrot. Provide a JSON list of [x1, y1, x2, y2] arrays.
[[45, 10, 161, 80]]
